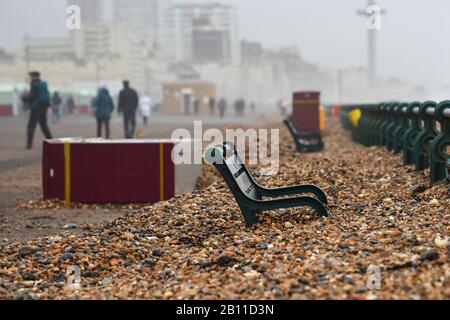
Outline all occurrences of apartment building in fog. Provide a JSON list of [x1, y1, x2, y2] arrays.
[[113, 0, 172, 48], [162, 2, 240, 65], [67, 0, 104, 24]]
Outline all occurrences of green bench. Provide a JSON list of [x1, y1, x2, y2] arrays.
[[205, 141, 328, 227], [283, 118, 324, 153]]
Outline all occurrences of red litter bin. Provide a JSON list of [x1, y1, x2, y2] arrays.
[[292, 91, 321, 133]]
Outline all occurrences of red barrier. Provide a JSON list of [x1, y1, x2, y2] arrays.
[[42, 139, 201, 203], [77, 105, 91, 114], [0, 105, 13, 117]]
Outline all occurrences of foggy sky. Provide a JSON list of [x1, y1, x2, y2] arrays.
[[1, 0, 450, 92]]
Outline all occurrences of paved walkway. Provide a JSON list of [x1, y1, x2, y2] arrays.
[[0, 113, 272, 169]]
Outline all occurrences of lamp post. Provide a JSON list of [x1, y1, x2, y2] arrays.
[[357, 0, 386, 88]]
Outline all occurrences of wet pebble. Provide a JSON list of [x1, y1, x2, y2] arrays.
[[419, 249, 439, 261]]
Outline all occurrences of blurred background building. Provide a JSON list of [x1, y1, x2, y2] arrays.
[[68, 0, 104, 24], [162, 2, 239, 65], [114, 0, 171, 50]]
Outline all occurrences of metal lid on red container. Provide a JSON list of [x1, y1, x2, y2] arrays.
[[293, 91, 321, 104]]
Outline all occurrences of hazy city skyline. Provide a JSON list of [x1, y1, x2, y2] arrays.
[[0, 0, 450, 93]]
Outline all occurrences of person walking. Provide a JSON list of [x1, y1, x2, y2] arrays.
[[235, 98, 245, 116], [208, 96, 216, 115], [278, 99, 287, 116], [51, 91, 62, 123], [240, 98, 246, 116], [193, 97, 200, 115], [92, 86, 114, 139], [139, 92, 152, 125], [26, 71, 52, 149], [118, 80, 139, 139], [66, 95, 75, 115], [218, 98, 227, 118]]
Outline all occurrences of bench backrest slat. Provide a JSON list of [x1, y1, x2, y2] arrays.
[[209, 143, 261, 201], [225, 154, 244, 176], [235, 170, 258, 198]]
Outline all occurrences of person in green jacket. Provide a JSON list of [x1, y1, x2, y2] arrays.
[[92, 86, 114, 139], [26, 71, 52, 149]]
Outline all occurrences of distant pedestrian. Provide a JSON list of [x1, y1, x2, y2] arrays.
[[92, 85, 114, 139], [139, 93, 152, 125], [118, 80, 139, 139], [250, 102, 255, 114], [278, 99, 287, 116], [26, 71, 52, 149], [193, 97, 200, 115], [208, 96, 216, 115], [218, 98, 227, 118], [51, 92, 62, 123], [183, 94, 191, 115], [66, 95, 75, 114], [235, 98, 245, 116], [234, 99, 239, 116], [154, 102, 161, 113], [241, 99, 246, 116]]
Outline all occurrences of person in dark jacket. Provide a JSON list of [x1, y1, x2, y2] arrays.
[[66, 95, 75, 114], [193, 97, 200, 115], [118, 80, 139, 139], [92, 86, 114, 139], [51, 92, 62, 123], [239, 98, 246, 116], [218, 98, 227, 118], [235, 99, 245, 116], [208, 96, 215, 115], [26, 71, 52, 149]]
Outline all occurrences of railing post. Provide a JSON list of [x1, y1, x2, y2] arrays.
[[373, 103, 385, 146], [359, 105, 372, 146], [378, 103, 391, 147], [366, 104, 378, 146], [402, 102, 422, 165], [392, 103, 409, 153], [429, 101, 450, 183], [383, 103, 397, 150], [414, 101, 438, 171]]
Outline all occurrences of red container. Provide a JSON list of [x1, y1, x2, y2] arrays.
[[292, 91, 321, 132], [0, 105, 13, 117], [42, 138, 201, 203], [331, 105, 341, 118]]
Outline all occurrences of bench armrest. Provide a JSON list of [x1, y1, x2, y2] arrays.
[[257, 184, 328, 205], [297, 131, 322, 139], [250, 196, 328, 217]]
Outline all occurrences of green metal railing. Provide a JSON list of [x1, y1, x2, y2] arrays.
[[340, 101, 450, 184]]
